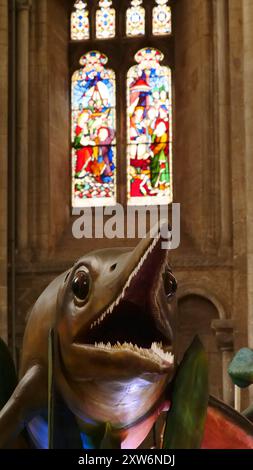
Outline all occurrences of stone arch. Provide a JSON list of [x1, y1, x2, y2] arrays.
[[177, 290, 223, 399], [177, 285, 227, 319]]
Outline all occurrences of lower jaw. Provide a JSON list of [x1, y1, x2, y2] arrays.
[[68, 345, 174, 379], [59, 369, 170, 429]]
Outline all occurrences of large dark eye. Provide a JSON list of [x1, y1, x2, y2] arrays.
[[72, 269, 90, 302], [163, 269, 177, 299]]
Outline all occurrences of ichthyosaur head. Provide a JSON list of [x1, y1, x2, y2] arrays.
[[56, 228, 177, 385]]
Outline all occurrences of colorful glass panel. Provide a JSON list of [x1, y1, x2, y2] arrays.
[[72, 52, 116, 207], [153, 0, 172, 36], [71, 0, 90, 40], [96, 0, 116, 39], [127, 48, 172, 205], [126, 1, 145, 37]]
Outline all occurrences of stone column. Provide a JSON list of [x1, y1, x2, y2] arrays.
[[212, 319, 235, 406], [0, 0, 9, 342], [213, 0, 232, 252], [16, 0, 31, 254], [243, 0, 253, 405]]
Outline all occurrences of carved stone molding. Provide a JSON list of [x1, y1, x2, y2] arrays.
[[211, 319, 235, 351], [177, 284, 227, 320], [212, 318, 235, 405]]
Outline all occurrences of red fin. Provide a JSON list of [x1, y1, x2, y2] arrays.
[[202, 396, 253, 449]]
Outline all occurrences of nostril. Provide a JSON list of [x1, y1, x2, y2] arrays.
[[110, 264, 117, 272]]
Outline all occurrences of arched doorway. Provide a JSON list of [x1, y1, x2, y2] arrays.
[[178, 294, 222, 399]]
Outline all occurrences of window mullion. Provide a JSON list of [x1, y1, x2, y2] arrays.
[[116, 54, 127, 207], [89, 0, 97, 40], [145, 0, 153, 38]]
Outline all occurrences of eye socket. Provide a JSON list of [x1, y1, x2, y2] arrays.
[[163, 269, 177, 299], [72, 269, 91, 302]]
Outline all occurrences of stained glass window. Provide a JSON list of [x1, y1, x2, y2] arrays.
[[70, 4, 174, 209], [96, 0, 116, 39], [71, 0, 90, 40], [153, 0, 172, 36], [72, 52, 117, 207], [126, 1, 145, 37], [127, 48, 172, 205]]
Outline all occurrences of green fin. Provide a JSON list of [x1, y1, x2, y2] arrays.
[[100, 423, 121, 449], [0, 338, 17, 410], [163, 336, 209, 449], [228, 348, 253, 388]]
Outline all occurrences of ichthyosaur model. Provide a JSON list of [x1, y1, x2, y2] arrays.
[[0, 227, 253, 449]]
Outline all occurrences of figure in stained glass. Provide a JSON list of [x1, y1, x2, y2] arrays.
[[127, 48, 172, 205], [72, 51, 116, 207]]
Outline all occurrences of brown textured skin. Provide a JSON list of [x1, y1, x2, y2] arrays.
[[0, 230, 176, 448]]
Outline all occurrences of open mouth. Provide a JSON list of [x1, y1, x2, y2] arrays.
[[75, 299, 174, 367], [74, 235, 174, 370]]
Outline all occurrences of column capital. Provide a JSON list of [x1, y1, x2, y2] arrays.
[[211, 319, 235, 351]]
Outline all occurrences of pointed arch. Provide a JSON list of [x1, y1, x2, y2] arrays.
[[127, 48, 173, 205], [72, 51, 117, 207]]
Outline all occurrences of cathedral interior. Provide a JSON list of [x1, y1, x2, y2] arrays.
[[0, 0, 253, 417]]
